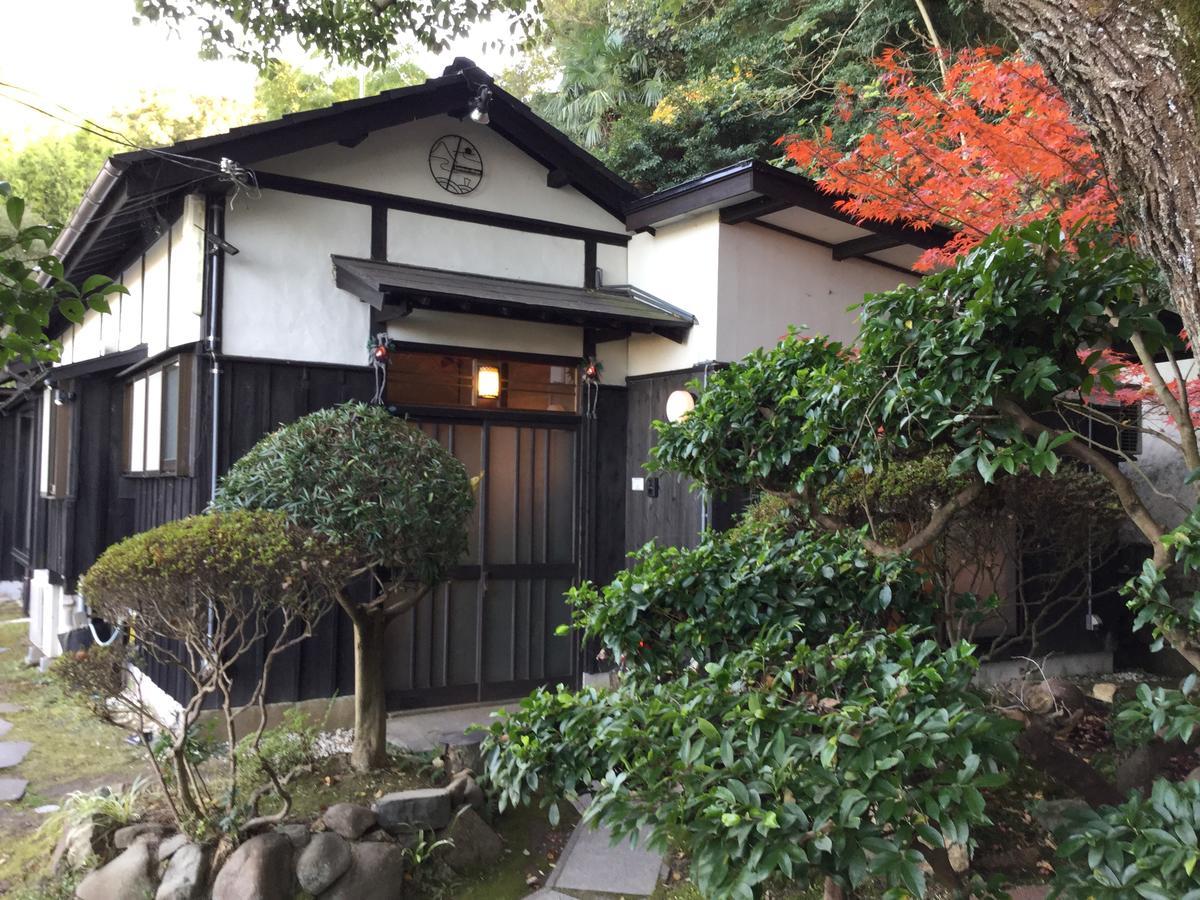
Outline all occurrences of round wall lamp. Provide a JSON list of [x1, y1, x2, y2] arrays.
[[665, 389, 696, 423]]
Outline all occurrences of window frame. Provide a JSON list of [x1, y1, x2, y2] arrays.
[[123, 354, 195, 477]]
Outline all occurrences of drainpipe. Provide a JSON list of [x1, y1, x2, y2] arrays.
[[204, 196, 226, 503]]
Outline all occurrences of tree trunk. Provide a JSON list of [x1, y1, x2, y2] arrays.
[[350, 611, 389, 771], [983, 0, 1200, 348]]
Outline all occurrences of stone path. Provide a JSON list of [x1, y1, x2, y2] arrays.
[[0, 777, 27, 802], [384, 701, 510, 752], [539, 817, 665, 898], [0, 740, 32, 768], [0, 703, 23, 714], [0, 719, 11, 738]]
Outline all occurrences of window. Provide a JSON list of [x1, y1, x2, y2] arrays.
[[40, 385, 73, 498], [125, 355, 193, 475], [386, 349, 579, 413]]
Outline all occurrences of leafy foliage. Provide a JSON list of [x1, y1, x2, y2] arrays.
[[1050, 779, 1200, 899], [212, 401, 472, 587], [652, 222, 1167, 496], [784, 48, 1118, 270], [531, 0, 1006, 189], [253, 60, 427, 120], [486, 528, 1017, 897], [132, 0, 539, 68], [0, 183, 127, 371]]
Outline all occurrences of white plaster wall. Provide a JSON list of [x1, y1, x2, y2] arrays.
[[142, 237, 170, 354], [596, 338, 628, 386], [262, 115, 626, 234], [595, 243, 628, 287], [386, 309, 582, 358], [168, 196, 206, 345], [222, 191, 372, 366], [386, 211, 584, 286], [715, 221, 917, 361], [118, 262, 144, 350], [626, 214, 721, 376]]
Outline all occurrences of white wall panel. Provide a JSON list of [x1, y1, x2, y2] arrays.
[[386, 211, 584, 286], [386, 309, 582, 358], [263, 115, 626, 233], [595, 243, 628, 287], [626, 214, 720, 376], [142, 234, 170, 355], [167, 196, 205, 345], [118, 263, 143, 350], [223, 191, 372, 365]]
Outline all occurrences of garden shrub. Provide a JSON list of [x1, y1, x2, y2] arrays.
[[1050, 779, 1200, 899]]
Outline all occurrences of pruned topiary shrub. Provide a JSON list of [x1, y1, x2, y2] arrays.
[[212, 401, 474, 770], [78, 509, 352, 839]]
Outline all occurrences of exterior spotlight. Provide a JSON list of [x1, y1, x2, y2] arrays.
[[53, 388, 75, 407], [476, 364, 501, 400], [468, 86, 492, 125], [665, 389, 695, 423]]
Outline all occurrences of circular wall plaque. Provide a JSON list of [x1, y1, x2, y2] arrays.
[[428, 135, 484, 195]]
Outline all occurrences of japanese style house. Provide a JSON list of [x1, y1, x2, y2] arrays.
[[0, 59, 953, 713]]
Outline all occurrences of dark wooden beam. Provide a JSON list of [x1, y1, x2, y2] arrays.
[[584, 240, 597, 288], [370, 205, 388, 261], [719, 196, 791, 225], [831, 232, 903, 261], [338, 133, 369, 148]]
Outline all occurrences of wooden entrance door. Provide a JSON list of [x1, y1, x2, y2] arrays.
[[384, 417, 579, 708]]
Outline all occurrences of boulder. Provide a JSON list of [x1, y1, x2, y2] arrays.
[[211, 832, 294, 900], [114, 822, 171, 849], [158, 833, 190, 861], [447, 771, 486, 811], [373, 788, 452, 832], [296, 832, 352, 895], [322, 803, 377, 840], [52, 818, 106, 872], [156, 842, 210, 900], [275, 823, 311, 850], [76, 839, 157, 900], [440, 808, 504, 873], [1032, 798, 1090, 834], [319, 842, 405, 900]]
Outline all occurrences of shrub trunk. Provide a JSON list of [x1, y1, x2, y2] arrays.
[[351, 612, 389, 771]]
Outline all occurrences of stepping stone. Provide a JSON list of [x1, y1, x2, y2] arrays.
[[0, 703, 23, 714], [35, 805, 60, 814], [546, 821, 664, 897], [0, 777, 28, 801], [0, 741, 32, 768], [0, 719, 11, 738]]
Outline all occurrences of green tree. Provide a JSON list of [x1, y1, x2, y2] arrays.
[[0, 183, 126, 371], [132, 0, 539, 68], [253, 59, 427, 120], [529, 0, 1007, 189], [212, 402, 475, 771]]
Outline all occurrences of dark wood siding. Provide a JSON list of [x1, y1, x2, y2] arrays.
[[624, 369, 707, 553], [0, 398, 38, 584]]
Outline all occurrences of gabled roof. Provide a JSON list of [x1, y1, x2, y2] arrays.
[[626, 160, 953, 270], [332, 256, 694, 342], [52, 59, 639, 282]]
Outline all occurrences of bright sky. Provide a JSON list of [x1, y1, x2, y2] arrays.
[[0, 0, 523, 150]]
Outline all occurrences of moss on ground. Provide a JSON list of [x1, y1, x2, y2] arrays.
[[0, 603, 149, 895]]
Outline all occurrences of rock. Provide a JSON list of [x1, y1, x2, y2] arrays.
[[76, 839, 157, 900], [275, 823, 311, 849], [0, 702, 22, 714], [321, 803, 377, 840], [296, 832, 352, 895], [53, 819, 106, 872], [0, 740, 33, 768], [35, 804, 60, 815], [0, 718, 12, 738], [373, 787, 452, 832], [114, 822, 170, 849], [157, 842, 210, 900], [0, 776, 27, 801], [1188, 766, 1200, 783], [211, 832, 294, 900], [318, 842, 405, 900], [158, 833, 190, 861], [1091, 682, 1118, 704], [447, 771, 486, 811], [441, 732, 486, 775], [440, 807, 504, 872], [360, 828, 396, 843], [1025, 678, 1086, 718]]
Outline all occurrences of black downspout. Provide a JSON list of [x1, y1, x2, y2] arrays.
[[204, 195, 226, 502]]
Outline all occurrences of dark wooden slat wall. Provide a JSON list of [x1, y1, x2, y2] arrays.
[[624, 370, 707, 553]]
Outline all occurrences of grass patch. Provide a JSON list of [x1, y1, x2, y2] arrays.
[[0, 604, 148, 895], [453, 800, 579, 900]]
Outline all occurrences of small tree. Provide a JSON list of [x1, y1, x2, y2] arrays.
[[212, 401, 474, 770], [76, 509, 350, 838]]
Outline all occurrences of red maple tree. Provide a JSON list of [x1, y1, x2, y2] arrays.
[[781, 47, 1119, 271]]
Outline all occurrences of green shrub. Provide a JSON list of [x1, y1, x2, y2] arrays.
[[1050, 779, 1200, 899]]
